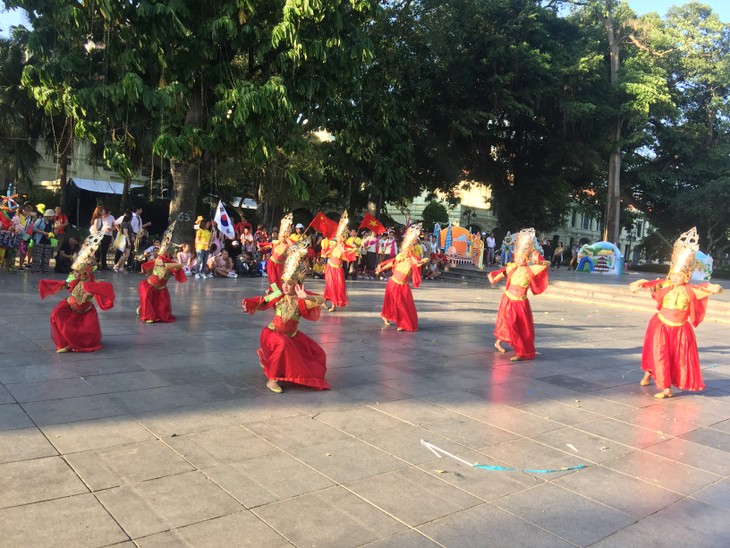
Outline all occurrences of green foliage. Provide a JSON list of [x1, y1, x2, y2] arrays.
[[420, 201, 449, 232]]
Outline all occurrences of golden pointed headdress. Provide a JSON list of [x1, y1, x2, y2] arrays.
[[335, 210, 349, 240], [282, 241, 310, 283], [71, 233, 103, 273], [513, 228, 536, 258], [401, 223, 422, 254], [158, 220, 176, 257], [669, 227, 699, 281], [279, 213, 293, 238]]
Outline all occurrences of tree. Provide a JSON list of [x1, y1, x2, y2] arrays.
[[627, 3, 730, 257], [420, 200, 449, 232], [8, 0, 377, 242], [0, 31, 42, 190]]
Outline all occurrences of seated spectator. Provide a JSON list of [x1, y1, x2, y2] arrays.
[[312, 256, 326, 279], [142, 239, 161, 261], [54, 236, 80, 273], [176, 242, 196, 276], [211, 249, 237, 278]]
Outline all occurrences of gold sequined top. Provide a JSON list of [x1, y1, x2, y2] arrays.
[[67, 282, 94, 312]]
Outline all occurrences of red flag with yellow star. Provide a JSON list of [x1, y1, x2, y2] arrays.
[[358, 212, 386, 235], [308, 211, 338, 238]]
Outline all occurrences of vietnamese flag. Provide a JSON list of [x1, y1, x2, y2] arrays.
[[358, 212, 386, 235], [308, 211, 338, 238]]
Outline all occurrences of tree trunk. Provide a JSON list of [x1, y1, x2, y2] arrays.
[[58, 151, 68, 210], [168, 95, 204, 245], [603, 2, 622, 245], [121, 178, 131, 211]]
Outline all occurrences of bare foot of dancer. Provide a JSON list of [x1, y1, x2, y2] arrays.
[[654, 388, 673, 399], [382, 316, 390, 326], [494, 340, 506, 353], [640, 372, 652, 386]]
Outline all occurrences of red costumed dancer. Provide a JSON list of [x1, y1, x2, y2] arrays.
[[242, 242, 329, 393], [322, 210, 356, 312], [39, 234, 115, 353], [137, 221, 186, 323], [630, 227, 723, 398], [376, 223, 429, 332], [488, 228, 548, 361], [259, 213, 293, 288]]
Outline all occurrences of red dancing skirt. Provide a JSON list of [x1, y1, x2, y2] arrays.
[[641, 314, 704, 391], [267, 260, 283, 288], [50, 300, 103, 352], [493, 294, 535, 359], [323, 264, 348, 307], [138, 280, 175, 323], [381, 279, 418, 332], [259, 328, 330, 390]]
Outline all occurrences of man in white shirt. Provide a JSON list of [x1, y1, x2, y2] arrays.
[[486, 232, 496, 265]]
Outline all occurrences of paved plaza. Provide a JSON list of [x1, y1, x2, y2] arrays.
[[1, 268, 729, 547]]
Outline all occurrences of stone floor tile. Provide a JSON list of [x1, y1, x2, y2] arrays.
[[0, 426, 58, 463], [644, 437, 730, 476], [454, 401, 564, 437], [358, 424, 468, 465], [96, 471, 242, 539], [107, 385, 203, 413], [0, 456, 88, 508], [0, 384, 14, 404], [207, 394, 304, 424], [576, 417, 667, 450], [692, 478, 730, 511], [41, 415, 156, 454], [359, 530, 440, 548], [0, 364, 78, 384], [0, 402, 34, 431], [0, 494, 129, 547], [516, 398, 604, 427], [603, 450, 722, 495], [165, 425, 279, 467], [180, 380, 259, 402], [65, 440, 195, 490], [3, 376, 104, 403], [21, 393, 126, 426], [315, 405, 413, 438], [494, 482, 635, 546], [135, 510, 290, 547], [480, 438, 587, 480], [83, 370, 172, 393], [133, 406, 234, 438], [531, 425, 635, 464], [679, 425, 730, 453], [553, 464, 683, 517], [424, 416, 521, 449], [419, 503, 574, 547], [346, 467, 482, 526], [245, 414, 351, 451], [202, 452, 334, 508], [253, 486, 405, 548], [289, 437, 407, 483]]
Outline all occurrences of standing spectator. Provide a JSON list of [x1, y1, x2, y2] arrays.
[[53, 206, 69, 243], [234, 215, 252, 239], [54, 236, 80, 273], [99, 207, 115, 270], [30, 209, 56, 273], [345, 228, 362, 279], [194, 220, 212, 278], [551, 241, 565, 270], [542, 239, 554, 263], [90, 206, 114, 270], [570, 242, 580, 271], [113, 213, 133, 272], [289, 223, 306, 243], [486, 232, 496, 265]]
